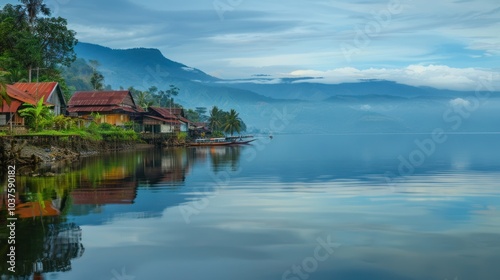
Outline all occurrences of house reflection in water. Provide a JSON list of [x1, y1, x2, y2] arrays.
[[140, 148, 191, 187], [0, 191, 84, 279]]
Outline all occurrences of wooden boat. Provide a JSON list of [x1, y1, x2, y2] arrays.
[[226, 135, 255, 145], [230, 138, 256, 145], [189, 136, 256, 147], [189, 138, 232, 147]]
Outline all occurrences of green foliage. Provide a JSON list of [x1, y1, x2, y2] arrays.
[[176, 131, 187, 142], [208, 106, 246, 136], [53, 114, 75, 130], [208, 106, 224, 131], [0, 70, 11, 108], [0, 1, 77, 82], [185, 108, 200, 122], [59, 58, 95, 92], [18, 98, 53, 131], [129, 85, 183, 110], [98, 122, 113, 131], [211, 131, 224, 138], [223, 109, 242, 136]]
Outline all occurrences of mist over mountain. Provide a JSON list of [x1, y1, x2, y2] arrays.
[[71, 42, 500, 134]]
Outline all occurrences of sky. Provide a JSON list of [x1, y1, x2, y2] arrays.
[[2, 0, 500, 90]]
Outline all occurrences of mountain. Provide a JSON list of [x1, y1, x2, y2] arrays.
[[72, 43, 277, 118], [218, 79, 477, 101], [74, 42, 218, 84], [69, 42, 500, 134]]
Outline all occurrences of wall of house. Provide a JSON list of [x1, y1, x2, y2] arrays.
[[99, 114, 130, 126], [48, 91, 63, 115], [160, 124, 174, 133], [180, 122, 188, 132]]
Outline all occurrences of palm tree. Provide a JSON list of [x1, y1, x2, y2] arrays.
[[18, 0, 51, 27], [223, 109, 242, 136], [208, 106, 223, 132], [135, 90, 154, 110], [18, 98, 52, 131]]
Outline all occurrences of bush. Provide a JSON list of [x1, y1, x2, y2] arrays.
[[211, 131, 224, 138], [98, 123, 114, 131]]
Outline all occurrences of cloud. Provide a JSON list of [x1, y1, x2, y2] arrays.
[[3, 0, 497, 84], [449, 98, 471, 107], [288, 65, 500, 91]]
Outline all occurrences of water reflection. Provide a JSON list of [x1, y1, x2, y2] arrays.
[[0, 145, 246, 279], [1, 134, 500, 279]]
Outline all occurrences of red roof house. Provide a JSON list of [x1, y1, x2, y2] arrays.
[[67, 90, 143, 126], [14, 82, 66, 115], [0, 84, 53, 127]]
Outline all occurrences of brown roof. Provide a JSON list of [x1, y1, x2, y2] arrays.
[[149, 106, 177, 119], [67, 90, 143, 113], [69, 91, 131, 106], [143, 115, 181, 124], [13, 82, 59, 103], [67, 106, 139, 113]]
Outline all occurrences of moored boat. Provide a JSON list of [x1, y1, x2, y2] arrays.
[[189, 138, 232, 147]]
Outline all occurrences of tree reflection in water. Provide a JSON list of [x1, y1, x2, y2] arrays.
[[0, 145, 247, 279]]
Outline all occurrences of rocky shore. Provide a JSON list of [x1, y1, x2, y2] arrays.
[[0, 136, 141, 169]]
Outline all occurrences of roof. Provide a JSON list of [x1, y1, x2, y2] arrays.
[[67, 106, 139, 113], [149, 106, 178, 119], [143, 115, 181, 124], [13, 82, 58, 103], [1, 85, 52, 113], [67, 90, 143, 113], [69, 91, 132, 106], [148, 106, 190, 124]]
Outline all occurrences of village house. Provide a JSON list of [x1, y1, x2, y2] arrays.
[[143, 106, 187, 134], [66, 90, 143, 126], [14, 82, 66, 115], [167, 108, 191, 132], [0, 84, 53, 131]]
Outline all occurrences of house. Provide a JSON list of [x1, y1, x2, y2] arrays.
[[166, 108, 191, 132], [143, 106, 181, 133], [14, 82, 66, 115], [143, 106, 192, 134], [67, 90, 143, 126], [0, 84, 53, 129]]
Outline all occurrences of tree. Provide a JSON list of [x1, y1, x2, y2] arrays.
[[185, 109, 200, 122], [0, 1, 77, 82], [18, 0, 50, 28], [89, 60, 104, 91], [195, 107, 207, 121], [223, 109, 242, 136], [129, 87, 154, 110], [18, 98, 52, 131], [208, 106, 223, 132], [0, 70, 11, 109]]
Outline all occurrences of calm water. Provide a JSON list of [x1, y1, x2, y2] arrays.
[[2, 134, 500, 280]]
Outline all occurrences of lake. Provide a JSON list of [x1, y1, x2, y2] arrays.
[[2, 133, 500, 280]]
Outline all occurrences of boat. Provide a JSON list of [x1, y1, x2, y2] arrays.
[[188, 135, 256, 146], [189, 138, 232, 147], [226, 135, 256, 145]]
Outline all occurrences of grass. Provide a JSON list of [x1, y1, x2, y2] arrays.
[[3, 123, 140, 142]]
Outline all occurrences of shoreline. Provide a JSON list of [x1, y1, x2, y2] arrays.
[[0, 135, 147, 171]]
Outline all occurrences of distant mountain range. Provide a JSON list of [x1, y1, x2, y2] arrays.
[[72, 42, 500, 133], [74, 42, 495, 102]]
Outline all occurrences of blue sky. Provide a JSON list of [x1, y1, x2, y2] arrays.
[[2, 0, 500, 90]]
